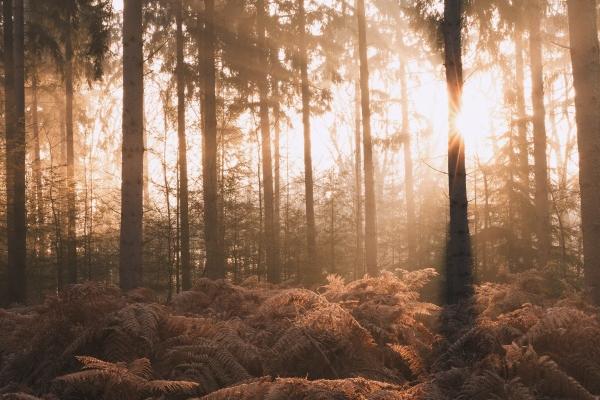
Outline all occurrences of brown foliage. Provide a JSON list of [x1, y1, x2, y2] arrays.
[[0, 269, 598, 399]]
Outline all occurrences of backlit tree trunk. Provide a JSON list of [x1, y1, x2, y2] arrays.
[[176, 0, 191, 290], [255, 0, 279, 283], [299, 0, 318, 283], [401, 63, 416, 268], [353, 79, 364, 278], [65, 12, 77, 284], [202, 0, 225, 279], [514, 25, 532, 263], [32, 74, 44, 259], [120, 0, 144, 290], [5, 0, 27, 303], [443, 0, 473, 304], [528, 0, 551, 268], [356, 0, 378, 276], [566, 0, 600, 303]]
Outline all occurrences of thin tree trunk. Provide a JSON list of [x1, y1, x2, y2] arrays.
[[356, 0, 378, 276], [514, 25, 531, 254], [65, 15, 77, 284], [443, 0, 472, 304], [400, 63, 416, 269], [256, 0, 279, 283], [201, 0, 225, 279], [176, 0, 191, 290], [272, 75, 282, 283], [566, 0, 600, 303], [528, 0, 551, 269], [120, 0, 144, 290], [298, 0, 318, 283], [353, 79, 363, 279], [162, 111, 173, 301], [5, 0, 26, 303], [32, 74, 44, 259]]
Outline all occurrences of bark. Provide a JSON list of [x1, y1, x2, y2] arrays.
[[5, 0, 27, 303], [443, 0, 473, 304], [65, 13, 77, 283], [514, 26, 532, 257], [257, 0, 280, 283], [272, 80, 282, 282], [566, 0, 600, 303], [353, 79, 364, 279], [176, 0, 191, 290], [528, 1, 551, 269], [120, 0, 144, 290], [400, 63, 416, 268], [356, 0, 378, 276], [299, 0, 318, 283], [201, 0, 225, 279]]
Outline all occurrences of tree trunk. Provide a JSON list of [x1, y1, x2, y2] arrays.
[[5, 0, 27, 303], [256, 0, 279, 283], [528, 0, 551, 269], [566, 0, 600, 303], [32, 74, 44, 259], [353, 79, 363, 279], [514, 26, 532, 263], [443, 0, 472, 304], [271, 47, 282, 283], [298, 0, 318, 284], [400, 63, 416, 269], [120, 0, 144, 290], [201, 0, 225, 279], [65, 15, 77, 284], [176, 0, 191, 290], [356, 0, 378, 276]]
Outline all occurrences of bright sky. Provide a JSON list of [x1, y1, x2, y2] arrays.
[[113, 0, 123, 11]]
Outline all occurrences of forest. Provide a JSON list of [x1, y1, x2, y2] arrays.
[[0, 0, 599, 398]]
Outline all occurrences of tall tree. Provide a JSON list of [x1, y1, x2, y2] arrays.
[[175, 0, 191, 290], [120, 0, 144, 290], [353, 79, 363, 278], [443, 0, 472, 304], [356, 0, 377, 275], [514, 13, 532, 264], [528, 0, 550, 269], [4, 0, 27, 303], [400, 62, 416, 268], [64, 4, 77, 283], [298, 0, 318, 283], [255, 0, 278, 283], [566, 0, 600, 303], [201, 0, 225, 279]]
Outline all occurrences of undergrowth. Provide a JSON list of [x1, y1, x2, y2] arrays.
[[0, 269, 598, 399]]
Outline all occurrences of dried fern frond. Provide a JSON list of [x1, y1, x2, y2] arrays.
[[56, 356, 198, 400]]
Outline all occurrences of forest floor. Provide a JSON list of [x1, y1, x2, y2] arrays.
[[0, 268, 597, 400]]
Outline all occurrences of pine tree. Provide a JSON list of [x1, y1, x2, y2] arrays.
[[120, 0, 144, 290], [443, 0, 472, 304], [566, 0, 600, 303]]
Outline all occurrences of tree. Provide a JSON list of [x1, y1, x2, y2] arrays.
[[528, 0, 550, 268], [4, 0, 27, 303], [201, 0, 225, 279], [175, 0, 191, 290], [120, 0, 144, 290], [298, 0, 318, 283], [566, 0, 600, 303], [443, 0, 472, 304], [513, 4, 533, 265], [356, 0, 378, 276], [400, 62, 416, 268]]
